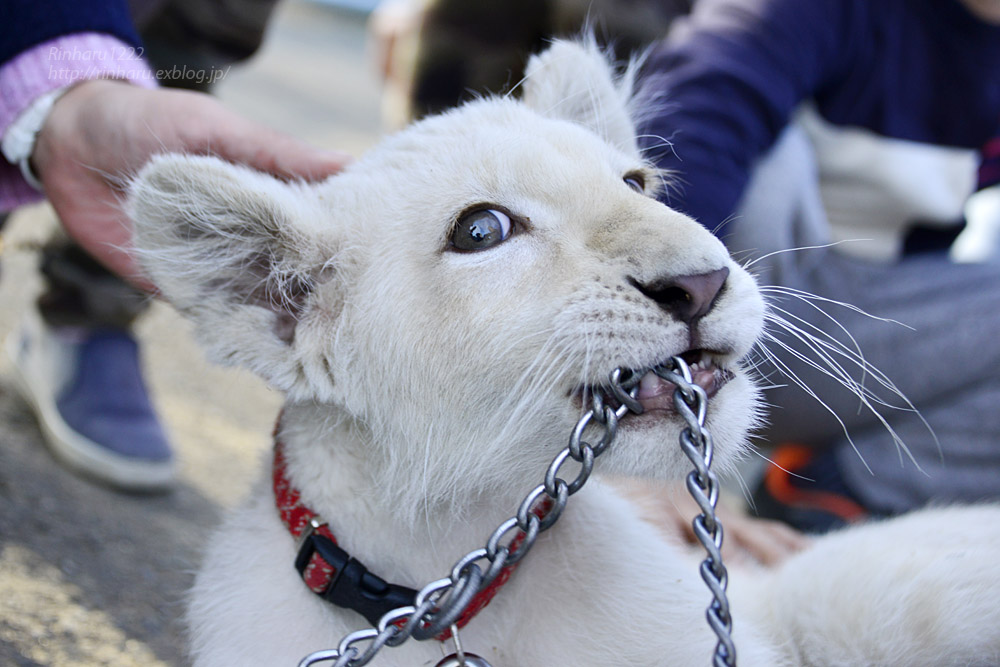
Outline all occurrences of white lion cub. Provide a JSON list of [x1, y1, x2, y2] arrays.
[[128, 40, 1000, 666]]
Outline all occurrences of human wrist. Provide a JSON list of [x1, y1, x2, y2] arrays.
[[29, 79, 133, 187]]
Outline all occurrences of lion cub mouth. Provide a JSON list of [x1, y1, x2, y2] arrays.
[[578, 350, 734, 415], [633, 350, 734, 413]]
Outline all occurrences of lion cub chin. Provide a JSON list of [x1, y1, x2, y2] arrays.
[[129, 39, 1000, 666]]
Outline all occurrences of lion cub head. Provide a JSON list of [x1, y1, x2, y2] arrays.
[[128, 40, 765, 505]]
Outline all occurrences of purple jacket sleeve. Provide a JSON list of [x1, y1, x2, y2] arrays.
[[0, 34, 157, 212], [636, 0, 855, 234]]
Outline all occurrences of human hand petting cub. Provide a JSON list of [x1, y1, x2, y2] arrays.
[[31, 79, 350, 288]]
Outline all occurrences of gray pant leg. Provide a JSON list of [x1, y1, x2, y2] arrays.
[[758, 253, 1000, 439], [729, 122, 1000, 513], [836, 378, 1000, 513]]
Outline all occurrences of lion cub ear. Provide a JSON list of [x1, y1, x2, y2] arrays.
[[522, 38, 641, 158], [129, 154, 339, 398]]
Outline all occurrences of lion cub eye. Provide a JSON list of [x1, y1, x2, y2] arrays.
[[450, 208, 513, 251], [624, 173, 646, 193]]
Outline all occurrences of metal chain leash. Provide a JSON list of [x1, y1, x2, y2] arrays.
[[297, 357, 734, 667], [654, 361, 736, 667]]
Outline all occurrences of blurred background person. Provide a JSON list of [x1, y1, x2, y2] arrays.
[[370, 0, 692, 127], [635, 0, 1000, 530]]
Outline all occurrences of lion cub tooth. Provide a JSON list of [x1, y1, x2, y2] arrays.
[[638, 371, 670, 399]]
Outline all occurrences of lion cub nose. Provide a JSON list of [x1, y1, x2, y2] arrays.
[[630, 267, 729, 324]]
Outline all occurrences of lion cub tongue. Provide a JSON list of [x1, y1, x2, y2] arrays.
[[634, 371, 677, 412], [635, 366, 718, 412]]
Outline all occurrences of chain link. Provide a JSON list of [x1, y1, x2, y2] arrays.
[[297, 357, 735, 667], [657, 358, 736, 667]]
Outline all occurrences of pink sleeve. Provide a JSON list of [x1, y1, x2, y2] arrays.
[[0, 33, 158, 212]]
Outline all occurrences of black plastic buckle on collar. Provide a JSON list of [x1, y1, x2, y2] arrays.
[[295, 529, 418, 626]]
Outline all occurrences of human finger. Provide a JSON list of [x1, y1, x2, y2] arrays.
[[207, 115, 353, 182]]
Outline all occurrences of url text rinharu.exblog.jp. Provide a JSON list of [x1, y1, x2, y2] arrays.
[[48, 64, 231, 86]]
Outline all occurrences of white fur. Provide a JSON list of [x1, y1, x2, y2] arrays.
[[129, 40, 1000, 666]]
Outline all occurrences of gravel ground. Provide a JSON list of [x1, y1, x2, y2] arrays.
[[0, 4, 382, 665]]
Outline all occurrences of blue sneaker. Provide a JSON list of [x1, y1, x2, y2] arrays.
[[6, 311, 175, 491]]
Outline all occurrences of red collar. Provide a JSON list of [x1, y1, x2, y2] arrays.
[[273, 439, 523, 640]]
